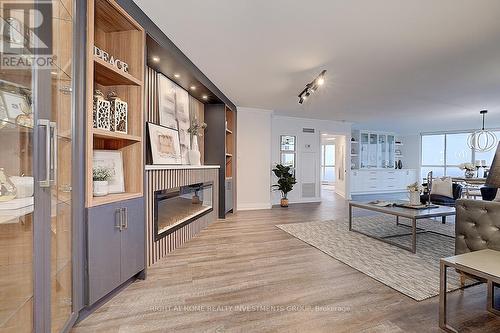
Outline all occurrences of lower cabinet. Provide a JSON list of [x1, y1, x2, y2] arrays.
[[225, 178, 233, 213], [351, 169, 417, 194], [87, 197, 145, 305]]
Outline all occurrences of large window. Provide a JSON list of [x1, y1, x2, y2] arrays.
[[421, 131, 500, 179], [321, 144, 336, 184]]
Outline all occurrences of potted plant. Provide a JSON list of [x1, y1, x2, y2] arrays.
[[406, 182, 423, 206], [459, 162, 476, 178], [272, 164, 297, 207], [93, 166, 112, 197]]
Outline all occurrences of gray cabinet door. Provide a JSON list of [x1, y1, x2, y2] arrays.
[[225, 179, 233, 213], [87, 202, 122, 305], [120, 198, 145, 281]]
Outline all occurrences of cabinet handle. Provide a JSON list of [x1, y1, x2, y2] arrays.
[[122, 207, 128, 230], [50, 121, 57, 186], [38, 119, 51, 187], [115, 208, 122, 231]]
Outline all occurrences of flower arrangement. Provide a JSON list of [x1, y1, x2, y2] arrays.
[[187, 120, 207, 137], [407, 182, 423, 193], [458, 162, 475, 171], [93, 166, 112, 181]]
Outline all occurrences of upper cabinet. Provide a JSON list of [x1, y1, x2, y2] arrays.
[[352, 131, 398, 169]]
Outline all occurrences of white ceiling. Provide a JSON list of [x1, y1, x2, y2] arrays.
[[135, 0, 500, 134]]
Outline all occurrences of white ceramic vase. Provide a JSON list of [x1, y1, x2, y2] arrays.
[[408, 191, 420, 206], [189, 136, 201, 165], [93, 180, 109, 197]]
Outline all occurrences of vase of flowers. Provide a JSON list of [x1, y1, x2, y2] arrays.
[[407, 182, 423, 206], [459, 162, 476, 178], [93, 166, 112, 197], [187, 120, 207, 165]]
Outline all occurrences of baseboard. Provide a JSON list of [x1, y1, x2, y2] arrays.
[[237, 202, 272, 210]]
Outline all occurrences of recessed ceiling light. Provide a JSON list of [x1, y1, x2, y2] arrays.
[[202, 95, 208, 100], [190, 86, 196, 90], [50, 71, 57, 75], [174, 73, 180, 78], [152, 56, 160, 62]]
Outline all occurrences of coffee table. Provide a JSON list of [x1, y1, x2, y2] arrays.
[[348, 201, 456, 253], [440, 249, 500, 332]]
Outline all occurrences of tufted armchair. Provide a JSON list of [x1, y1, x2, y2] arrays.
[[455, 199, 500, 287]]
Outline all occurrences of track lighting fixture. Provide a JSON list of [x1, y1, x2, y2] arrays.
[[298, 70, 326, 104]]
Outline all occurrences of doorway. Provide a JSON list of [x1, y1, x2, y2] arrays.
[[320, 134, 347, 201]]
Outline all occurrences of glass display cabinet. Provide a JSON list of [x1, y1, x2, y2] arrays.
[[357, 131, 397, 169], [0, 0, 75, 331]]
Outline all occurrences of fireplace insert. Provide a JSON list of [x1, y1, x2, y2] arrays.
[[154, 182, 213, 240]]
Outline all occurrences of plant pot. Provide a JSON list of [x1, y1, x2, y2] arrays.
[[93, 180, 109, 197], [280, 198, 289, 207]]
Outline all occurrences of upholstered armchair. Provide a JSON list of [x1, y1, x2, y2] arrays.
[[455, 199, 500, 286], [420, 183, 463, 210]]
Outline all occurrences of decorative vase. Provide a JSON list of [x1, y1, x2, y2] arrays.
[[93, 180, 109, 197], [280, 198, 289, 207], [188, 135, 201, 165], [465, 170, 475, 179], [408, 191, 421, 206], [397, 160, 403, 169]]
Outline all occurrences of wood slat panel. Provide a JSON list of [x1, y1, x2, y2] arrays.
[[145, 168, 218, 266]]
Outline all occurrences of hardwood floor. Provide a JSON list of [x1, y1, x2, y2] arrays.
[[73, 193, 500, 332]]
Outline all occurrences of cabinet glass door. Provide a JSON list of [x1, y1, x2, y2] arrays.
[[0, 1, 74, 331], [388, 135, 395, 168], [360, 132, 369, 168], [50, 0, 74, 331], [378, 134, 387, 168], [368, 133, 377, 168]]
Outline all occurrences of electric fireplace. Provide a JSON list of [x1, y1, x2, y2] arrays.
[[154, 182, 213, 240]]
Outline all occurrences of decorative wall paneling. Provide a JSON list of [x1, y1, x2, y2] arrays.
[[145, 168, 219, 266]]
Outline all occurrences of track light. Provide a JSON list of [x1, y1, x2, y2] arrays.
[[298, 70, 327, 104]]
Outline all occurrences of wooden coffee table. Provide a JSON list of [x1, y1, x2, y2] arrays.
[[440, 249, 500, 332], [348, 201, 456, 253]]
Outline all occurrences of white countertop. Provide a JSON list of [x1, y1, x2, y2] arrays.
[[145, 164, 220, 171]]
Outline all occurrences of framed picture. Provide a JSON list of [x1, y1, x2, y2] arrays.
[[158, 73, 178, 130], [93, 150, 125, 193], [0, 90, 29, 119], [147, 122, 182, 164], [175, 86, 191, 164]]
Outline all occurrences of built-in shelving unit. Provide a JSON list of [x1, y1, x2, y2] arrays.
[[85, 0, 145, 207], [225, 107, 235, 179]]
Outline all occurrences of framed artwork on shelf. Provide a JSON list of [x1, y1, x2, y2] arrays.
[[0, 89, 30, 119], [158, 73, 178, 130], [147, 122, 182, 165], [93, 150, 125, 193], [175, 86, 191, 164]]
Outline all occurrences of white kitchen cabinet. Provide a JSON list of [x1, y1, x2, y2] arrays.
[[350, 169, 417, 194]]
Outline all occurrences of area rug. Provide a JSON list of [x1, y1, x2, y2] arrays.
[[276, 216, 463, 301]]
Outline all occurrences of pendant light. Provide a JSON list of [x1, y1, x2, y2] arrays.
[[467, 110, 497, 152]]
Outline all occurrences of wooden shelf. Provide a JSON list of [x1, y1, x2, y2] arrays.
[[94, 57, 142, 86], [93, 128, 141, 142], [91, 192, 143, 207]]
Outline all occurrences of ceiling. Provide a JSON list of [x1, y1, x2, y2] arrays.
[[134, 0, 500, 134]]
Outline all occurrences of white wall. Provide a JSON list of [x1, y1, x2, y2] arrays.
[[272, 116, 352, 204], [236, 107, 273, 210], [334, 135, 347, 197], [400, 134, 421, 178]]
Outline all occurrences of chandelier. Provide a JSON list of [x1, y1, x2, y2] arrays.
[[467, 110, 497, 152]]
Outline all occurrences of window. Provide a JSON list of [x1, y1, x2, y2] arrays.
[[321, 144, 335, 184], [280, 135, 296, 168], [420, 131, 500, 179]]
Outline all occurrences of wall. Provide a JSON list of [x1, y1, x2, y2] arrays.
[[334, 135, 348, 197], [272, 116, 352, 204], [236, 108, 273, 210], [400, 134, 421, 178]]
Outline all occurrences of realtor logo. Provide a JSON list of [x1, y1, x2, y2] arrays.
[[1, 0, 54, 68]]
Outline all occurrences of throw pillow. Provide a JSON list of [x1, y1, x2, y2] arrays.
[[431, 177, 453, 198]]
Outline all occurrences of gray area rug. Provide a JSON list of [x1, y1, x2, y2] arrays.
[[276, 215, 463, 301]]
